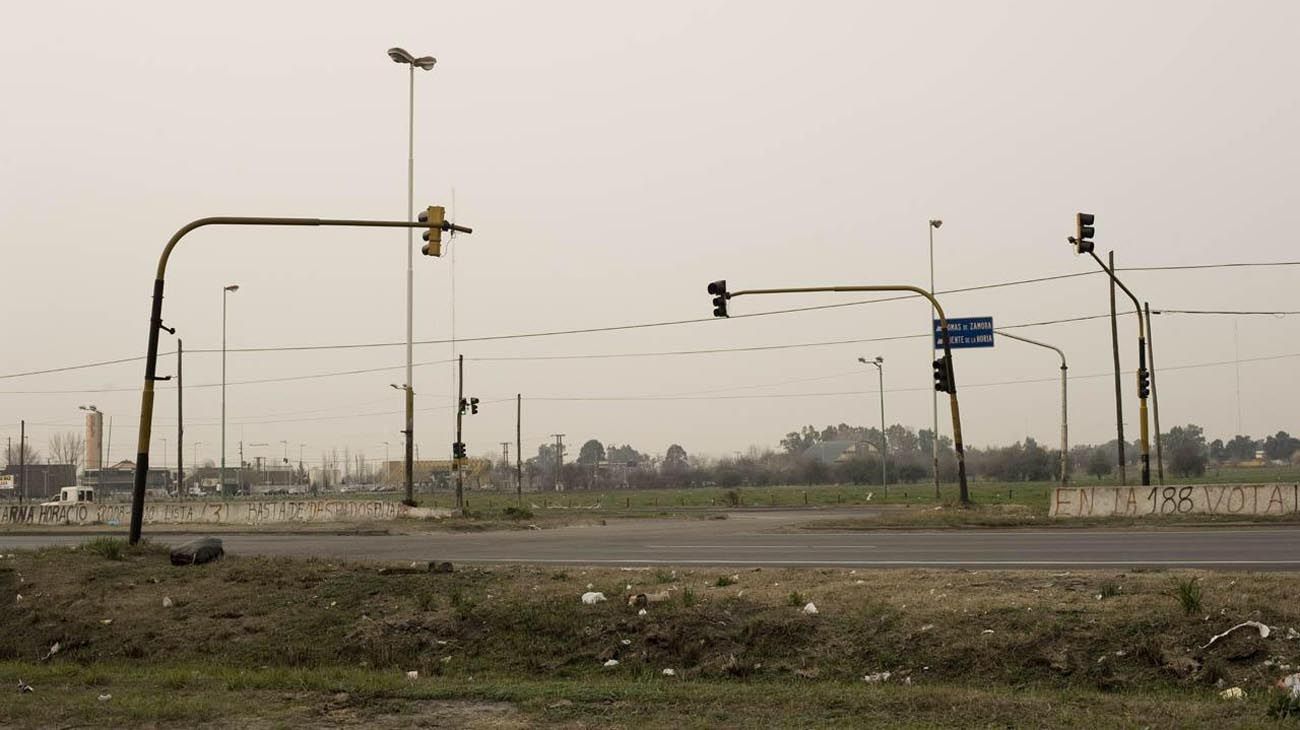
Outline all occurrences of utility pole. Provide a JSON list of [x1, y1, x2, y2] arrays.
[[1107, 251, 1127, 484], [454, 354, 465, 510], [177, 339, 183, 498], [516, 394, 522, 502], [18, 420, 25, 504], [551, 434, 565, 492], [1145, 303, 1164, 484]]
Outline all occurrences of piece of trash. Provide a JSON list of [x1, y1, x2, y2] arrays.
[[329, 601, 337, 608], [39, 642, 61, 662], [548, 699, 574, 709], [1202, 621, 1271, 649], [863, 671, 892, 683], [919, 624, 935, 632], [802, 602, 818, 615], [981, 629, 995, 635], [17, 679, 33, 694], [637, 608, 647, 616], [1277, 673, 1300, 698], [662, 668, 676, 676], [586, 583, 594, 590], [603, 659, 619, 667], [15, 594, 22, 602], [1219, 686, 1246, 700], [162, 597, 174, 608], [100, 619, 113, 625], [620, 639, 631, 646], [1288, 628, 1300, 640], [97, 693, 112, 702], [581, 592, 607, 605], [405, 670, 419, 681]]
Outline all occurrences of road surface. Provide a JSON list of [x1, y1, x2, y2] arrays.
[[4, 509, 1300, 569]]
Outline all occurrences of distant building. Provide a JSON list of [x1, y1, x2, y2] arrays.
[[81, 460, 170, 496], [0, 463, 76, 500], [802, 440, 878, 465]]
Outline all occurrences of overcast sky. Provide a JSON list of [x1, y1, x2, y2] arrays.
[[3, 1, 1299, 469]]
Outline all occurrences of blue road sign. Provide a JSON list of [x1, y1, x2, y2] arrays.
[[934, 316, 995, 349]]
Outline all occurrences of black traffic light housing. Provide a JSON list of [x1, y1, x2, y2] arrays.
[[452, 441, 466, 460], [707, 280, 730, 318], [420, 206, 446, 256], [1137, 367, 1150, 399], [1070, 212, 1095, 254], [470, 397, 479, 415], [933, 354, 954, 394]]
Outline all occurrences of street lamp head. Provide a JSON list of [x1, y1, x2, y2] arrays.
[[857, 357, 867, 364], [390, 383, 405, 391], [413, 55, 437, 70], [875, 356, 884, 364], [79, 405, 98, 412], [224, 284, 239, 292], [930, 219, 943, 229], [387, 47, 415, 64]]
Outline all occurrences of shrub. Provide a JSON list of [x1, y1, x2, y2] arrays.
[[1170, 576, 1203, 615], [82, 537, 126, 561], [714, 575, 737, 588]]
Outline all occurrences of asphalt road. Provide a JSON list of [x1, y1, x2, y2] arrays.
[[5, 510, 1300, 569]]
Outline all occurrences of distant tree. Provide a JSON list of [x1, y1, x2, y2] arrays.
[[1166, 424, 1208, 477], [1208, 439, 1226, 462], [606, 443, 643, 465], [47, 432, 85, 470], [577, 439, 606, 465], [1264, 431, 1300, 462], [1086, 448, 1112, 480], [3, 440, 39, 468], [1225, 435, 1258, 462], [662, 444, 689, 474]]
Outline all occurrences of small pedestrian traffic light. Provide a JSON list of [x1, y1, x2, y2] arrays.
[[933, 355, 953, 394], [707, 280, 729, 318], [1070, 212, 1095, 255], [469, 397, 479, 415], [1137, 367, 1150, 399], [419, 206, 446, 256]]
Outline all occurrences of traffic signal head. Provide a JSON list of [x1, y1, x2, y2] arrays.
[[933, 355, 953, 394], [1137, 367, 1150, 399], [1073, 212, 1095, 254], [458, 397, 467, 415], [707, 280, 729, 318], [452, 441, 466, 460], [470, 397, 480, 415], [419, 206, 446, 256]]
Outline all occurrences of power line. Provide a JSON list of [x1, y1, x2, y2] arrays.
[[3, 259, 1297, 381]]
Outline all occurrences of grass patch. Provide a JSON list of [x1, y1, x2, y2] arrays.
[[1171, 576, 1204, 615], [81, 536, 127, 560], [715, 575, 737, 588]]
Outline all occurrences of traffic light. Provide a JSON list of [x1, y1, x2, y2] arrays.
[[452, 441, 466, 459], [933, 355, 953, 394], [469, 397, 479, 415], [419, 206, 446, 256], [707, 280, 729, 318], [1071, 212, 1095, 254], [1137, 367, 1150, 399], [459, 397, 467, 415]]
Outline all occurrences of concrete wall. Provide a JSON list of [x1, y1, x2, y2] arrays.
[[0, 499, 452, 527], [1049, 484, 1300, 518]]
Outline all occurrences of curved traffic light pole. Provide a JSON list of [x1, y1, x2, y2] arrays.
[[724, 284, 972, 505], [129, 215, 471, 545], [1085, 250, 1152, 487], [993, 330, 1068, 488]]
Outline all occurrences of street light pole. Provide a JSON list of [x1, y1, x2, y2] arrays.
[[723, 282, 971, 504], [858, 357, 887, 494], [128, 212, 471, 544], [928, 219, 943, 499], [222, 284, 238, 498], [1086, 249, 1151, 486], [993, 329, 1069, 487], [388, 47, 437, 509]]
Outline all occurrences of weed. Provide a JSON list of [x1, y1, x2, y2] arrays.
[[1268, 690, 1300, 720], [502, 506, 534, 520], [722, 489, 742, 507], [550, 571, 569, 581], [1170, 577, 1203, 615], [715, 576, 737, 588], [682, 588, 698, 607], [415, 590, 439, 612], [654, 570, 675, 584], [787, 591, 806, 607], [1098, 581, 1121, 599], [82, 537, 126, 561]]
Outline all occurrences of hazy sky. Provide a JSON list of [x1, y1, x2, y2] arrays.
[[3, 1, 1299, 469]]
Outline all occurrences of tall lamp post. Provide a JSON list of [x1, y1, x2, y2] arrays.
[[387, 46, 437, 508], [222, 284, 239, 497], [927, 219, 943, 499], [857, 357, 888, 494], [79, 405, 102, 492]]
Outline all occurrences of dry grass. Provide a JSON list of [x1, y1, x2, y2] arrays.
[[1, 546, 1298, 726]]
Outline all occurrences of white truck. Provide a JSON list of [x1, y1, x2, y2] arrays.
[[41, 486, 95, 507]]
